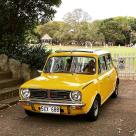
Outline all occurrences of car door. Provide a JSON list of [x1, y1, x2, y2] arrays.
[[98, 56, 109, 103], [105, 54, 117, 93]]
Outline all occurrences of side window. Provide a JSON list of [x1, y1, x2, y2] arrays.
[[105, 54, 113, 70], [98, 56, 107, 74]]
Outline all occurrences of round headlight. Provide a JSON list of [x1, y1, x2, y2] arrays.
[[21, 89, 30, 99], [70, 91, 81, 101]]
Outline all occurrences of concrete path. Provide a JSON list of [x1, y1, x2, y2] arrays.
[[0, 80, 136, 136]]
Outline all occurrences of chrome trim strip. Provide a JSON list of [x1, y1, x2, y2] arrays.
[[19, 100, 85, 106]]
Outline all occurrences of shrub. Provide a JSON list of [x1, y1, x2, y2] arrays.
[[0, 44, 51, 70]]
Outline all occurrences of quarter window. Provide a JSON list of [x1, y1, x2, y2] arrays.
[[105, 54, 113, 70], [98, 56, 107, 74]]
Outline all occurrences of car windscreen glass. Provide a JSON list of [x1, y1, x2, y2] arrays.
[[43, 56, 96, 74]]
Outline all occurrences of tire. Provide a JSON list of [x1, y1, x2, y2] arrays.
[[25, 110, 36, 116], [111, 82, 119, 98], [85, 97, 100, 121]]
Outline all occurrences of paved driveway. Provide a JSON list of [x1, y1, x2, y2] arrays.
[[0, 80, 136, 136]]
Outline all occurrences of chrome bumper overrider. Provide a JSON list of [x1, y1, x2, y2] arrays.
[[19, 100, 85, 107]]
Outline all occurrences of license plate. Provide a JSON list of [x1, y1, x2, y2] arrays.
[[40, 105, 60, 114]]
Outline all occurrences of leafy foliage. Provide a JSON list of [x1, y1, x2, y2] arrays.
[[37, 20, 105, 45], [37, 21, 72, 44], [0, 0, 61, 47], [0, 0, 60, 69], [99, 18, 125, 44], [99, 17, 136, 45], [63, 9, 91, 24], [37, 15, 136, 46], [0, 44, 51, 69]]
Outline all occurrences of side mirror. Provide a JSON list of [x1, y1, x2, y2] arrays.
[[37, 70, 42, 74]]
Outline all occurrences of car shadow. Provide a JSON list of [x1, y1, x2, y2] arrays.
[[23, 113, 88, 123]]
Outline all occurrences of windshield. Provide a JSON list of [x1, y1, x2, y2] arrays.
[[43, 56, 96, 74]]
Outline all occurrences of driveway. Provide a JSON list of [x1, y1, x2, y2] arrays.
[[0, 80, 136, 136]]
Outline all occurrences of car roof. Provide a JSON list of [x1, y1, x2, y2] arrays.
[[55, 49, 110, 56]]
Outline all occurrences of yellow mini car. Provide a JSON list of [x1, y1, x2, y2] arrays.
[[19, 49, 119, 121]]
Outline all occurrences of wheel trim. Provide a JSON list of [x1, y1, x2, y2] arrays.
[[93, 101, 99, 117], [115, 85, 118, 95]]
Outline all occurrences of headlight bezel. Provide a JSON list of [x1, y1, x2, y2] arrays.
[[70, 91, 82, 102], [20, 88, 30, 99]]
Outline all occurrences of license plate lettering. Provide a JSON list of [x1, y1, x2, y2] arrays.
[[40, 105, 60, 114]]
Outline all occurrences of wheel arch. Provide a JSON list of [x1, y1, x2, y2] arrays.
[[96, 93, 101, 106], [86, 92, 101, 114], [117, 78, 119, 85]]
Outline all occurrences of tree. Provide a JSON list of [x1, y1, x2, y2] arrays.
[[129, 18, 136, 43], [37, 21, 71, 44], [63, 9, 91, 45], [0, 0, 61, 47], [99, 17, 136, 45], [63, 9, 91, 25], [89, 20, 105, 45], [37, 16, 136, 46], [99, 18, 126, 45]]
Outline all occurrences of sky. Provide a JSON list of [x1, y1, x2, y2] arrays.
[[54, 0, 136, 21]]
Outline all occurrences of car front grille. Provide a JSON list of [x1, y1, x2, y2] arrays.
[[29, 89, 71, 101]]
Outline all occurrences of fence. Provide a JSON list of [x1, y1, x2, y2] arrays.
[[112, 53, 136, 80]]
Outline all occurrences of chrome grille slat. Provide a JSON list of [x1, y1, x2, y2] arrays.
[[29, 89, 71, 101]]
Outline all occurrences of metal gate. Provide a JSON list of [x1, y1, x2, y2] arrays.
[[113, 53, 136, 80]]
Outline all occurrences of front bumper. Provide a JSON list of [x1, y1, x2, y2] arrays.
[[19, 100, 85, 106], [19, 100, 86, 115]]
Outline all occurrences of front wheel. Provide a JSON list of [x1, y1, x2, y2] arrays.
[[85, 98, 99, 121]]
